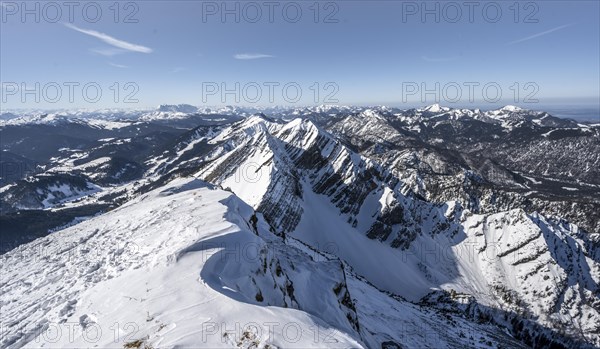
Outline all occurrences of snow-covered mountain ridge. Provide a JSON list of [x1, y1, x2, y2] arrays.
[[1, 105, 599, 348], [148, 114, 600, 347], [2, 178, 536, 349]]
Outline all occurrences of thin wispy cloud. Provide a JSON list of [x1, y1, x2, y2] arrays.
[[90, 48, 128, 57], [507, 24, 574, 45], [108, 62, 128, 68], [171, 67, 185, 73], [64, 23, 153, 54], [421, 55, 459, 63], [234, 53, 274, 60]]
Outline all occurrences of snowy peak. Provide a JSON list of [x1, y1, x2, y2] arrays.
[[485, 105, 528, 119], [360, 109, 386, 119], [422, 103, 450, 113], [500, 105, 523, 112]]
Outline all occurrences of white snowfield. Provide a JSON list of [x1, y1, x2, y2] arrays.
[[1, 178, 363, 349], [1, 178, 533, 349]]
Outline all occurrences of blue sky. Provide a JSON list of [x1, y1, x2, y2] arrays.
[[1, 0, 599, 111]]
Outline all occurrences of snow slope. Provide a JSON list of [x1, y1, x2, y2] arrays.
[[0, 178, 364, 349], [2, 177, 538, 349]]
